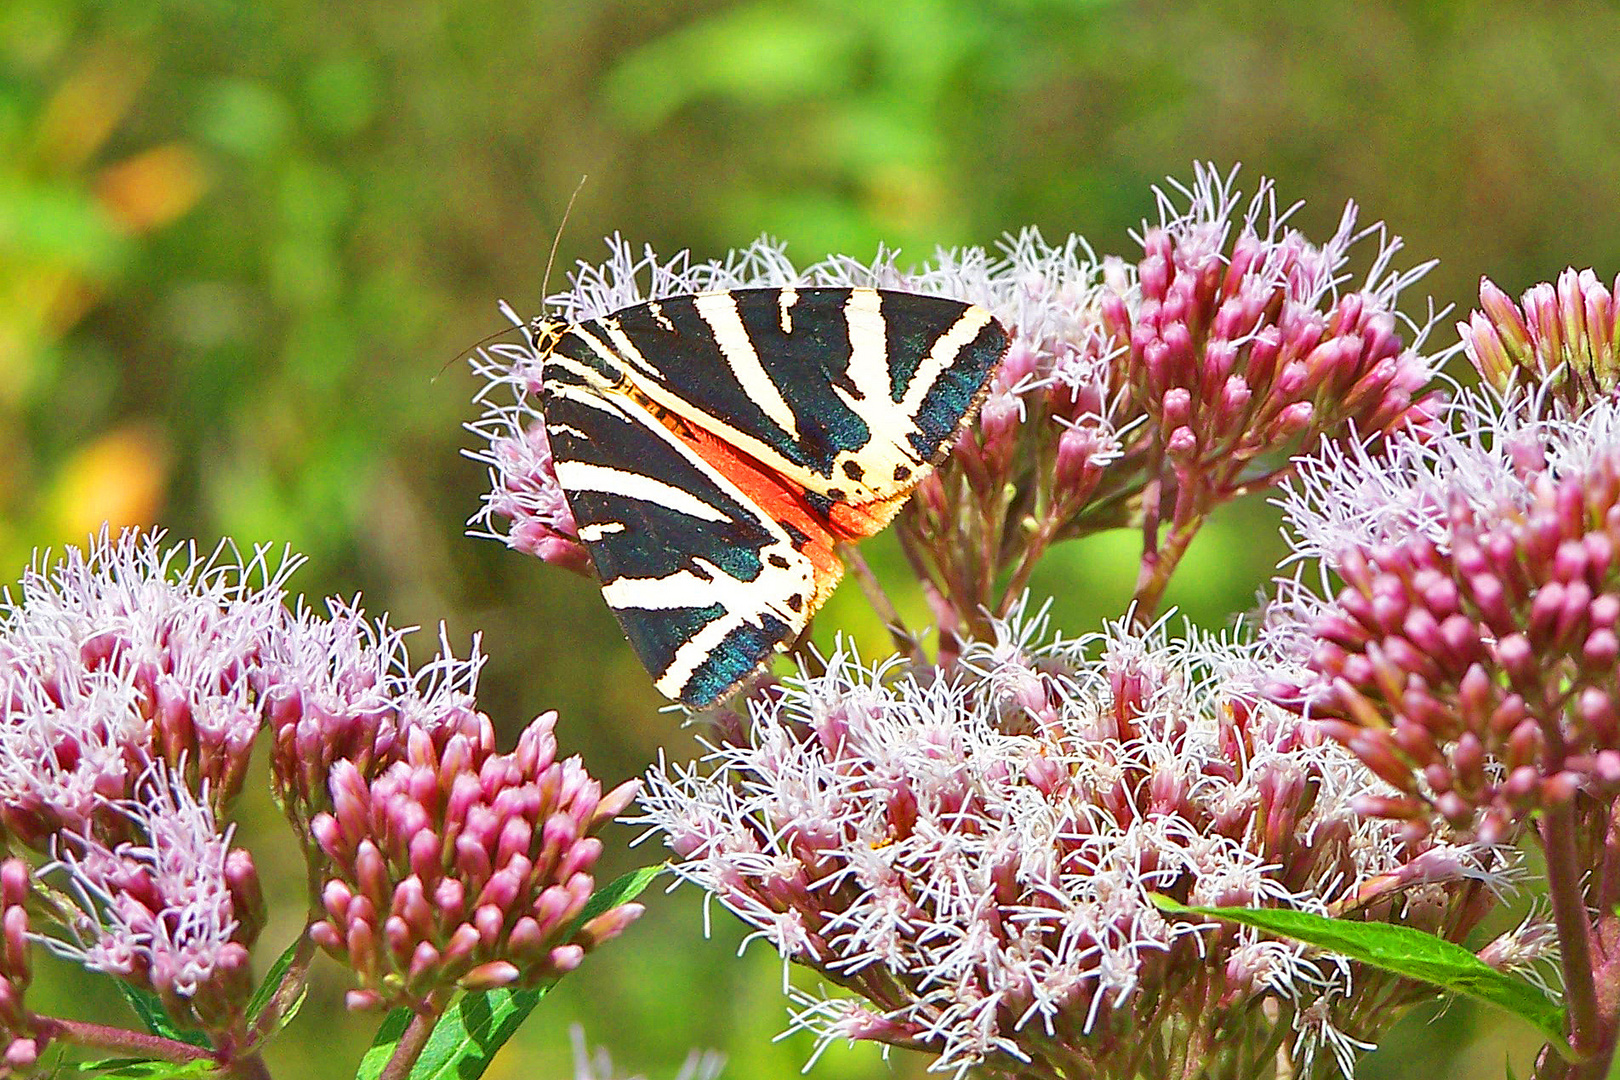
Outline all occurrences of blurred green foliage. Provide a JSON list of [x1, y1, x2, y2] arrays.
[[4, 0, 1619, 1075]]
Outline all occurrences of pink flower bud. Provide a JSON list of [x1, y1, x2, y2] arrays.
[[301, 705, 632, 1010]]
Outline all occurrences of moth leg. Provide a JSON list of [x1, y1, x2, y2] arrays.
[[835, 542, 926, 666], [784, 616, 824, 679]]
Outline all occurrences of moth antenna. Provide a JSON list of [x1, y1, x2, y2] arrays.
[[433, 322, 520, 381], [434, 177, 588, 381], [541, 174, 590, 311]]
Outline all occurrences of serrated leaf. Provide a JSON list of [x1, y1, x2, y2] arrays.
[[112, 983, 210, 1049], [355, 863, 666, 1080], [1153, 896, 1571, 1056], [246, 937, 309, 1033]]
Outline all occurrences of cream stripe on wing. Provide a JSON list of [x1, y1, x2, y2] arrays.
[[841, 289, 892, 408], [693, 292, 800, 439], [653, 612, 751, 698], [551, 462, 730, 523], [600, 551, 810, 615], [778, 288, 797, 333], [899, 306, 994, 413], [595, 319, 667, 381], [649, 567, 808, 697], [544, 380, 629, 416]]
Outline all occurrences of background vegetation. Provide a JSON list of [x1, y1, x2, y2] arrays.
[[4, 0, 1618, 1075]]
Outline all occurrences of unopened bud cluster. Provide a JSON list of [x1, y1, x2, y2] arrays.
[[1462, 268, 1620, 415], [309, 710, 641, 1009], [263, 603, 487, 829], [0, 861, 41, 1074], [1269, 389, 1620, 842], [1104, 168, 1442, 500]]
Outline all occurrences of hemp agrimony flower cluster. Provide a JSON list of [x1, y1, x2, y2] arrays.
[[17, 163, 1620, 1080], [0, 531, 640, 1078], [637, 613, 1509, 1078], [463, 165, 1616, 1080]]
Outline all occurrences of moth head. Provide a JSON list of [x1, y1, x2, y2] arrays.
[[528, 316, 568, 356]]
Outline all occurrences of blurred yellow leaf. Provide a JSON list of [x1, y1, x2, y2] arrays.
[[95, 144, 211, 235], [0, 264, 96, 409], [866, 163, 950, 237], [48, 423, 169, 539], [34, 46, 149, 172]]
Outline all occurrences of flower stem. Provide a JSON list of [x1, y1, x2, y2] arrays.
[[34, 1016, 216, 1064], [995, 514, 1065, 620], [837, 543, 926, 665], [223, 1052, 274, 1080], [377, 1001, 446, 1080], [250, 933, 317, 1043], [1131, 512, 1203, 622], [1541, 798, 1609, 1077]]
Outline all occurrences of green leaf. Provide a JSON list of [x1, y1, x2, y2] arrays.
[[355, 987, 548, 1080], [113, 983, 210, 1049], [246, 937, 310, 1034], [572, 862, 665, 931], [355, 1008, 411, 1080], [602, 4, 858, 129], [1152, 896, 1571, 1056], [58, 1057, 219, 1078], [354, 863, 666, 1080]]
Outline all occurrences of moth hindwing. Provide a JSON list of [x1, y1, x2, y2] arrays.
[[537, 286, 1010, 708]]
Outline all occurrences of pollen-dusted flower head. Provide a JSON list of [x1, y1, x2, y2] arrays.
[[0, 529, 297, 844], [1461, 268, 1620, 416], [637, 609, 1507, 1079], [307, 709, 641, 1010], [1267, 388, 1620, 842], [39, 765, 263, 1034]]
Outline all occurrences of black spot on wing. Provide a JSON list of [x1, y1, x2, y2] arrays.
[[679, 613, 792, 707], [905, 316, 1010, 460], [540, 381, 776, 585], [618, 603, 727, 692]]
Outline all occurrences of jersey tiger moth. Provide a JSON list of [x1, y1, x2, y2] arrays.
[[534, 286, 1009, 707]]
